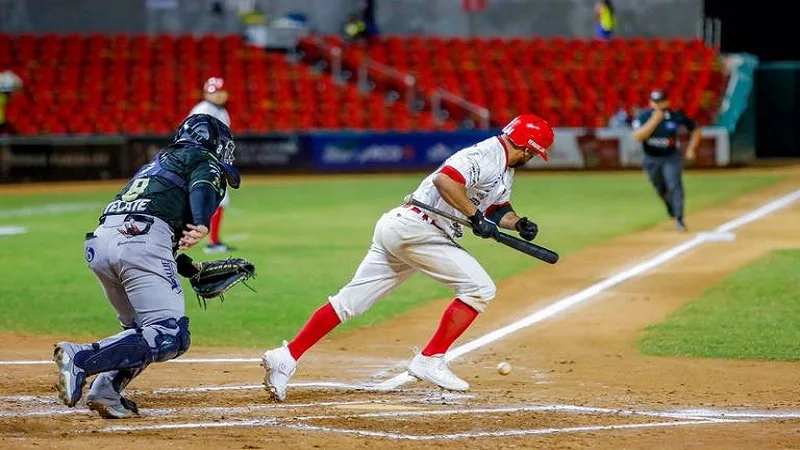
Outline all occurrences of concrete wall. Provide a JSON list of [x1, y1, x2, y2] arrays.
[[0, 0, 702, 38], [376, 0, 703, 38]]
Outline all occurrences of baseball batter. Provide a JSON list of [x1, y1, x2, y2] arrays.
[[632, 90, 701, 232], [53, 114, 240, 418], [188, 77, 234, 253], [261, 114, 555, 401]]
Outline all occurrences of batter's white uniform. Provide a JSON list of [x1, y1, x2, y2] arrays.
[[330, 136, 515, 321], [188, 100, 232, 207]]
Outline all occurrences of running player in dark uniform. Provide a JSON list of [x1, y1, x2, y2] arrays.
[[632, 90, 701, 232], [52, 114, 240, 418]]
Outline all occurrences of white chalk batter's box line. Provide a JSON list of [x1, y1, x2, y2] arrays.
[[0, 391, 477, 418], [26, 402, 800, 441], [2, 390, 799, 440], [3, 395, 797, 441], [68, 403, 800, 440]]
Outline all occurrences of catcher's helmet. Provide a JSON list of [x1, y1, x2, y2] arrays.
[[174, 113, 240, 188], [502, 114, 555, 161]]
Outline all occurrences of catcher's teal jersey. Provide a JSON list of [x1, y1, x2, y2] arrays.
[[100, 145, 226, 237]]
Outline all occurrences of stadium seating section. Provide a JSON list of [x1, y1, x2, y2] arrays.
[[0, 33, 726, 135]]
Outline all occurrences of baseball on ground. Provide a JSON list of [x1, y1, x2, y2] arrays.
[[497, 361, 512, 375]]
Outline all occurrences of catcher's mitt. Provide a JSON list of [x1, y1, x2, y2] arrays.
[[190, 257, 256, 308]]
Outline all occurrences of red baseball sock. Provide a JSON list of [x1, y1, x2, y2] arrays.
[[422, 299, 479, 357], [287, 302, 342, 361], [209, 207, 224, 245]]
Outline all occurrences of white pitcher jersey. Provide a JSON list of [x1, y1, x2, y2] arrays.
[[410, 136, 514, 239], [188, 100, 231, 128]]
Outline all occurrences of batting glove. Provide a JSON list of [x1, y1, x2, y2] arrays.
[[469, 211, 498, 239], [515, 217, 539, 241]]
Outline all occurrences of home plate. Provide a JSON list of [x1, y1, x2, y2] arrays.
[[0, 226, 27, 236], [697, 231, 737, 241]]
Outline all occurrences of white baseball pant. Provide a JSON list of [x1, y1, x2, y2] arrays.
[[329, 206, 496, 322], [219, 190, 230, 208]]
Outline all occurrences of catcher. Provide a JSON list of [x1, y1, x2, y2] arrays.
[[52, 114, 255, 419]]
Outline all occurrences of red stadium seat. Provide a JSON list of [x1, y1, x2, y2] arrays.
[[0, 33, 727, 135]]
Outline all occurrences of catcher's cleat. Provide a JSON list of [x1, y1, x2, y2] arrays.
[[87, 394, 140, 419], [261, 341, 296, 402], [86, 376, 140, 419], [408, 352, 469, 392], [53, 342, 90, 407]]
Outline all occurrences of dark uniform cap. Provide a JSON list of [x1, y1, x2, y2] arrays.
[[650, 90, 668, 102]]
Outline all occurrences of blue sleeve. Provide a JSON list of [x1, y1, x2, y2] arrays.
[[679, 112, 697, 131], [189, 185, 221, 227], [632, 110, 652, 128], [188, 155, 224, 227]]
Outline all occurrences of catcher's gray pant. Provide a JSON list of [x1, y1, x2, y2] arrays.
[[83, 213, 188, 396], [85, 214, 184, 326], [643, 152, 685, 220]]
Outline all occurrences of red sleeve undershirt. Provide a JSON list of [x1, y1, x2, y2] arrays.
[[438, 165, 466, 184]]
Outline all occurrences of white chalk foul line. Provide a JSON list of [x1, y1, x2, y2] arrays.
[[375, 188, 800, 390]]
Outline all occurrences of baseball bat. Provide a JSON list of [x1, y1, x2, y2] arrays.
[[403, 196, 559, 265]]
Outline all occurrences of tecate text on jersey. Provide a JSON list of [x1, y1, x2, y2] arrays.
[[103, 199, 152, 214]]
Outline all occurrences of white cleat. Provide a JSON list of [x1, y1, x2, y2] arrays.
[[261, 341, 297, 402], [407, 352, 469, 391], [86, 376, 140, 419], [53, 342, 89, 407], [86, 395, 140, 419]]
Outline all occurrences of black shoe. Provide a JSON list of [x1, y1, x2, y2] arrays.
[[676, 218, 688, 232]]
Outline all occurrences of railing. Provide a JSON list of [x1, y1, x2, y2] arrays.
[[430, 89, 491, 129], [701, 16, 721, 48], [298, 36, 492, 129], [357, 59, 417, 110], [295, 37, 344, 85]]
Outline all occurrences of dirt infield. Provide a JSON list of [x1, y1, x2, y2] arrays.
[[1, 176, 800, 449]]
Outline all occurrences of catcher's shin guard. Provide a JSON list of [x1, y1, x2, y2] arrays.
[[71, 317, 191, 376]]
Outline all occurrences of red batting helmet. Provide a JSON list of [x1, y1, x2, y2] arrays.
[[204, 77, 226, 94], [502, 114, 554, 161]]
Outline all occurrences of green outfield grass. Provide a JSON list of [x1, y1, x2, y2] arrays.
[[0, 171, 783, 348], [638, 249, 800, 361]]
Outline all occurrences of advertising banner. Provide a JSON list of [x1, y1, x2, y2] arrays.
[[307, 131, 497, 171], [0, 137, 127, 182], [127, 134, 311, 175], [0, 127, 731, 183], [310, 127, 730, 173]]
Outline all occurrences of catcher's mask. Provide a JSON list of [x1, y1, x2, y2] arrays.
[[174, 114, 240, 189]]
